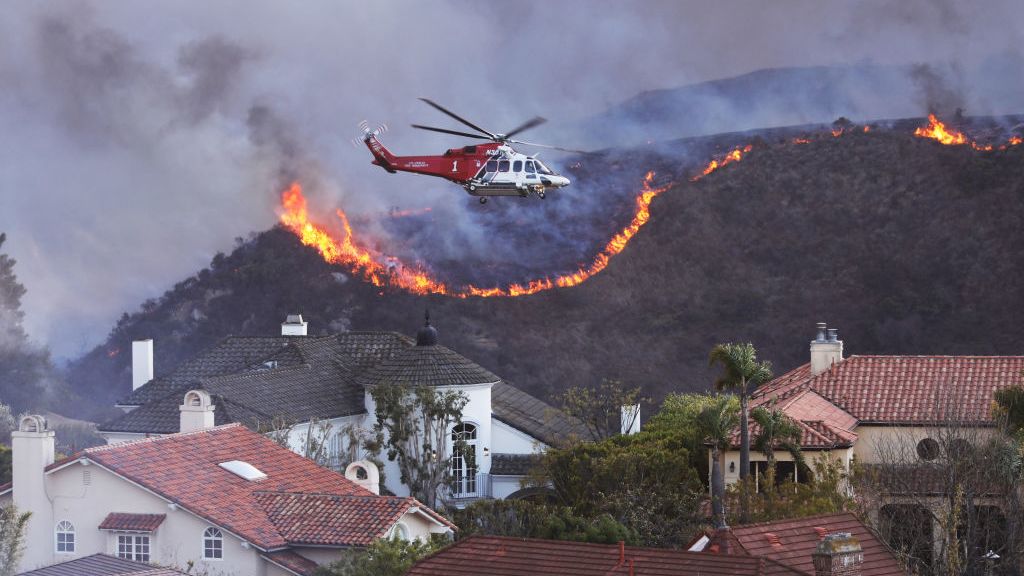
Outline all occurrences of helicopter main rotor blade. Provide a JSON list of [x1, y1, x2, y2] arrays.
[[508, 139, 592, 155], [503, 116, 547, 139], [411, 125, 493, 140], [419, 98, 496, 140]]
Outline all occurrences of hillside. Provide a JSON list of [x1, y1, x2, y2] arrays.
[[64, 122, 1024, 419]]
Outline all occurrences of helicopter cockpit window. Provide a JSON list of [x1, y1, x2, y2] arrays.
[[534, 160, 553, 175], [513, 160, 523, 172], [498, 160, 510, 172], [486, 160, 498, 172], [525, 161, 536, 173]]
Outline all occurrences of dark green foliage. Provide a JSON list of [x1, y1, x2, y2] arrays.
[[0, 447, 10, 486], [559, 378, 643, 441], [726, 456, 854, 525], [532, 424, 704, 547], [451, 499, 634, 544], [750, 402, 804, 470], [0, 504, 31, 576], [994, 384, 1024, 436], [644, 392, 739, 482], [313, 535, 448, 576]]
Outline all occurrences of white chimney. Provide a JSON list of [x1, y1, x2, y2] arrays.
[[179, 390, 216, 433], [132, 339, 154, 391], [12, 415, 55, 571], [810, 322, 844, 376], [345, 460, 381, 495], [621, 404, 641, 435], [281, 314, 308, 336]]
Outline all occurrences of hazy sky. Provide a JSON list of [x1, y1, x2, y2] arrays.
[[1, 0, 1022, 358]]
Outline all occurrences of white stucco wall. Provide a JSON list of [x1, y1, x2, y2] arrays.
[[492, 420, 545, 454]]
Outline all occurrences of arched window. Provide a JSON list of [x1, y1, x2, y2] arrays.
[[55, 521, 75, 553], [451, 422, 478, 496], [203, 527, 223, 560], [391, 522, 410, 541]]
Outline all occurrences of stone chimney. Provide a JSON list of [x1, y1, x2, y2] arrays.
[[810, 322, 843, 376], [132, 339, 154, 391], [12, 415, 55, 571], [345, 460, 381, 495], [179, 390, 216, 433], [621, 404, 641, 435], [812, 532, 863, 576], [281, 314, 308, 336]]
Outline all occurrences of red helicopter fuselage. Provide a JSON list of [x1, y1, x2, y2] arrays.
[[365, 133, 500, 184]]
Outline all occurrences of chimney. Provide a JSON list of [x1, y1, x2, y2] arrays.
[[810, 322, 843, 376], [132, 339, 154, 390], [281, 314, 308, 336], [179, 390, 216, 433], [345, 460, 381, 495], [12, 415, 55, 571], [621, 404, 641, 435], [812, 533, 863, 576]]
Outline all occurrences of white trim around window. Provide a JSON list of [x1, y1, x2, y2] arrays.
[[203, 526, 224, 560], [55, 520, 75, 554]]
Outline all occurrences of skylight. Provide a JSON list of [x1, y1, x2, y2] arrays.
[[218, 460, 267, 481]]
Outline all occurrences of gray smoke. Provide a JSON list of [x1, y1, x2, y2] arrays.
[[0, 0, 1022, 358]]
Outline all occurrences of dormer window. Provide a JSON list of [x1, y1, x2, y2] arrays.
[[203, 527, 224, 560], [55, 521, 75, 553], [218, 460, 267, 481]]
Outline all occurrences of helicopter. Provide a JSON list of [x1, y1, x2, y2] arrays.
[[360, 99, 579, 203]]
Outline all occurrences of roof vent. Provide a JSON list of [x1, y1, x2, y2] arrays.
[[416, 310, 438, 347], [765, 532, 782, 548], [218, 460, 267, 481]]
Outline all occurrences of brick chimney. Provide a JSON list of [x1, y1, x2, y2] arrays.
[[812, 532, 863, 576], [132, 339, 154, 391], [810, 323, 843, 376], [179, 390, 216, 433], [281, 314, 308, 336]]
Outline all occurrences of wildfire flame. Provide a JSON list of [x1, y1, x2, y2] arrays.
[[691, 145, 753, 182], [914, 114, 1022, 151], [279, 172, 671, 298]]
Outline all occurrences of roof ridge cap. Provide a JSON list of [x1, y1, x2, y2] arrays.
[[84, 423, 244, 454]]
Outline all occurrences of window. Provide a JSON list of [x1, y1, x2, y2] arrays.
[[534, 160, 553, 175], [117, 533, 150, 562], [55, 521, 75, 553], [203, 527, 223, 560], [451, 422, 478, 496], [485, 160, 498, 172], [525, 161, 536, 173], [391, 522, 410, 541], [916, 437, 940, 460], [498, 160, 510, 173], [512, 160, 523, 172]]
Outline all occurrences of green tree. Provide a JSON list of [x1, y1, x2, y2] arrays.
[[313, 536, 447, 576], [451, 499, 634, 544], [696, 394, 740, 529], [644, 392, 740, 482], [994, 383, 1024, 436], [364, 383, 468, 509], [0, 504, 30, 576], [726, 454, 854, 525], [709, 342, 772, 522], [0, 234, 52, 413], [750, 402, 805, 487], [559, 379, 642, 441]]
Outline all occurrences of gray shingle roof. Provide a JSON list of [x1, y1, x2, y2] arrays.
[[356, 344, 500, 389], [17, 554, 187, 575], [491, 381, 589, 447], [490, 453, 542, 476]]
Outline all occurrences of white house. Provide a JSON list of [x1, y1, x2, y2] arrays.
[[1, 395, 453, 575], [98, 315, 587, 503]]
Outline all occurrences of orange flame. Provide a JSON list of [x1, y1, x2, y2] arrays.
[[691, 145, 753, 182], [279, 172, 671, 298], [914, 114, 1023, 151]]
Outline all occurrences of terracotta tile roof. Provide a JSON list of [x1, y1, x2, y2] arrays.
[[755, 356, 1024, 425], [408, 536, 809, 575], [260, 550, 319, 576], [98, 513, 166, 532], [698, 512, 906, 576], [730, 418, 856, 451], [61, 424, 445, 550], [16, 553, 188, 575]]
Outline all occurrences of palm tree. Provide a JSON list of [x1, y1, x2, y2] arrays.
[[709, 343, 772, 522], [751, 403, 805, 491], [697, 395, 740, 528]]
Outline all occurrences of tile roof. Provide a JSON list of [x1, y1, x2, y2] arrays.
[[16, 554, 187, 575], [491, 381, 589, 447], [490, 453, 541, 476], [698, 512, 906, 576], [356, 344, 501, 388], [63, 424, 444, 550], [754, 356, 1024, 425], [98, 513, 167, 532], [260, 550, 319, 576], [408, 536, 808, 576]]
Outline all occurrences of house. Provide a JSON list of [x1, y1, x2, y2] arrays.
[[98, 314, 586, 503], [406, 533, 871, 575], [717, 322, 1024, 570], [17, 553, 189, 575], [688, 512, 907, 575], [0, 402, 453, 575]]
